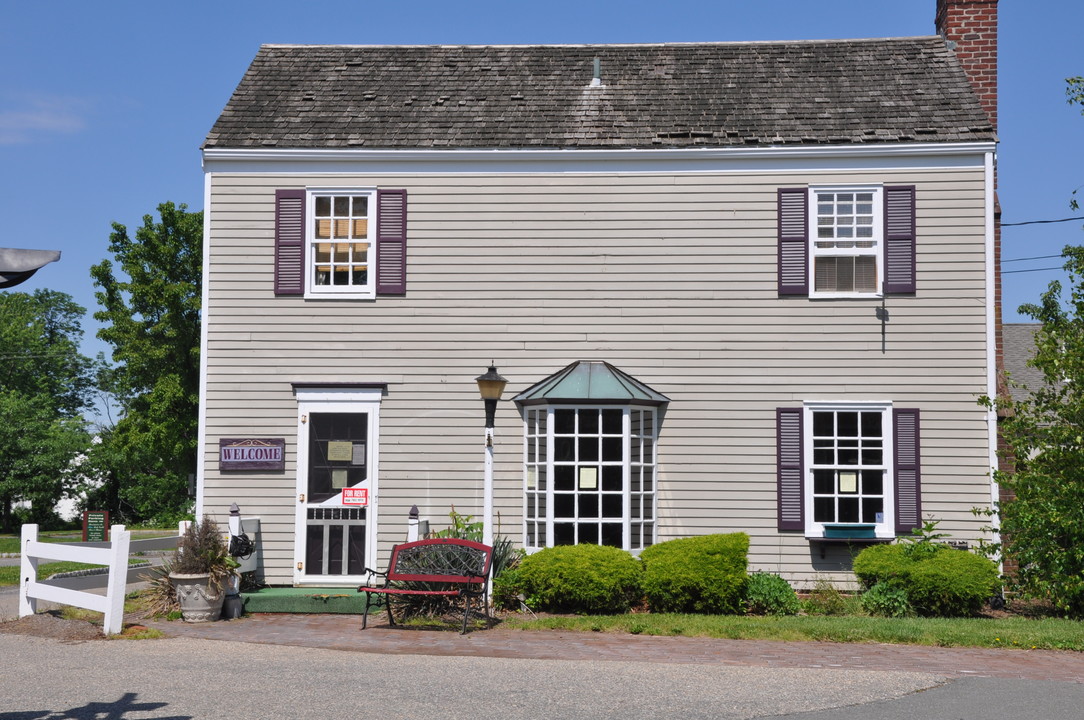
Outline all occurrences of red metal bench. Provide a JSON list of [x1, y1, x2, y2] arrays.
[[358, 537, 493, 634]]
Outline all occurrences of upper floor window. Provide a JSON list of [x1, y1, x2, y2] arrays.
[[777, 184, 915, 297], [309, 191, 375, 298], [274, 188, 407, 298], [811, 188, 883, 297]]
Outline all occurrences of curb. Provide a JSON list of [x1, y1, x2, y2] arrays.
[[46, 560, 151, 580], [1, 551, 173, 560]]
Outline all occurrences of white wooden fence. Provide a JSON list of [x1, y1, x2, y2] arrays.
[[19, 523, 131, 635]]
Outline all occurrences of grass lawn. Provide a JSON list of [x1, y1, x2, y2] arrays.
[[499, 612, 1084, 652], [0, 532, 76, 554], [0, 528, 175, 554], [0, 558, 148, 587]]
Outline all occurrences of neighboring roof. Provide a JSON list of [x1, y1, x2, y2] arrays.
[[204, 39, 995, 151], [0, 247, 60, 289], [1003, 324, 1044, 404], [513, 361, 670, 406]]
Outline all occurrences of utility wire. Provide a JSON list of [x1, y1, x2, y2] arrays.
[[1002, 216, 1084, 227], [1003, 266, 1066, 275], [1003, 254, 1064, 263]]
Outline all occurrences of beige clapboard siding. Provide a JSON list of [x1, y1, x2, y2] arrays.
[[203, 165, 992, 584]]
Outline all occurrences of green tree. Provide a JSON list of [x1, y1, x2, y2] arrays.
[[0, 392, 88, 531], [988, 246, 1084, 617], [90, 202, 202, 524], [0, 290, 94, 531], [1069, 76, 1083, 211], [1068, 76, 1084, 114], [983, 76, 1084, 617]]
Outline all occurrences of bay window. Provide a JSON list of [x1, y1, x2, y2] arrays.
[[524, 405, 658, 551]]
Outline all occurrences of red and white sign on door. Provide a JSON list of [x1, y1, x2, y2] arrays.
[[341, 488, 369, 506]]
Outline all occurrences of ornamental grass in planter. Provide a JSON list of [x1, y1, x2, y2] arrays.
[[169, 516, 238, 622]]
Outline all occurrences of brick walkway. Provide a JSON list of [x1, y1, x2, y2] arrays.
[[146, 613, 1084, 683]]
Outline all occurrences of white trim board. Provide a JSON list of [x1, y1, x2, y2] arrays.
[[195, 173, 213, 518], [204, 142, 995, 176]]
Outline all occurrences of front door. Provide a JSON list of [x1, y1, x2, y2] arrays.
[[294, 389, 381, 585]]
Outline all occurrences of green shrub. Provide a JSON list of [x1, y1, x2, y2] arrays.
[[853, 542, 999, 617], [861, 582, 912, 618], [492, 566, 524, 611], [907, 549, 1000, 617], [745, 572, 801, 616], [802, 578, 861, 615], [852, 543, 909, 586], [640, 533, 748, 614], [497, 544, 643, 614]]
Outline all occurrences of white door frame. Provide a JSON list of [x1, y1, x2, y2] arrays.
[[294, 387, 382, 585]]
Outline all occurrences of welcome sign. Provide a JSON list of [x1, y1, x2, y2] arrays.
[[219, 438, 286, 471]]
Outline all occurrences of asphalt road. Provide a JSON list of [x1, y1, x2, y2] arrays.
[[1, 633, 1082, 720], [763, 677, 1084, 719], [3, 536, 1083, 719]]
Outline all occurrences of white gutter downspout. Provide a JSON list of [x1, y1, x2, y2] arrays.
[[984, 149, 1000, 542]]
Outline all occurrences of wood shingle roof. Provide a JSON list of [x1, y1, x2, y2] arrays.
[[204, 39, 996, 150]]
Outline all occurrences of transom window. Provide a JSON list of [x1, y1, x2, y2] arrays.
[[524, 406, 657, 551], [807, 405, 889, 528], [308, 191, 374, 297], [811, 187, 883, 296]]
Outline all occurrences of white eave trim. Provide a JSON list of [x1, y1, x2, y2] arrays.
[[202, 142, 996, 175], [194, 172, 212, 518]]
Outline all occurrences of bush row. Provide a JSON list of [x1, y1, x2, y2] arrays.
[[853, 542, 999, 617], [495, 534, 750, 614], [494, 533, 1000, 618]]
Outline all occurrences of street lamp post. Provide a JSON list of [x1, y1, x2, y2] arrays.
[[475, 364, 507, 547]]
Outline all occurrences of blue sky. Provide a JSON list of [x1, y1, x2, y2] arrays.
[[2, 0, 1081, 367]]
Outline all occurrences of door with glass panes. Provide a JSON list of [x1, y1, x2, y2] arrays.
[[294, 390, 379, 585]]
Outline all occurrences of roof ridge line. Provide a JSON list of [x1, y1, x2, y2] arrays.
[[258, 36, 942, 50]]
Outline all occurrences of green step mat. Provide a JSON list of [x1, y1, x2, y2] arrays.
[[241, 587, 379, 614]]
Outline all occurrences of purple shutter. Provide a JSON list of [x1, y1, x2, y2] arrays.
[[777, 408, 804, 531], [894, 408, 921, 534], [376, 189, 407, 295], [777, 188, 809, 295], [274, 189, 305, 296], [883, 185, 916, 293]]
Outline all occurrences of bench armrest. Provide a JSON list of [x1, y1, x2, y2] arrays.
[[358, 568, 389, 591]]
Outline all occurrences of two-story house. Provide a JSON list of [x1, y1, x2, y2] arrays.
[[198, 0, 999, 588]]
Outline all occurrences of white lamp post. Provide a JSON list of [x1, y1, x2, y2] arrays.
[[475, 364, 507, 547]]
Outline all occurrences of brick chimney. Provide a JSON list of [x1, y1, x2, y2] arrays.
[[936, 0, 998, 130]]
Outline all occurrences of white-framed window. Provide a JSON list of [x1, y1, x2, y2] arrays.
[[307, 190, 375, 298], [524, 406, 657, 551], [804, 401, 894, 538], [810, 186, 883, 297]]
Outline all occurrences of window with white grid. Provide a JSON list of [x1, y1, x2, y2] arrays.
[[308, 191, 374, 297], [807, 404, 891, 528], [524, 406, 657, 551], [811, 187, 883, 296]]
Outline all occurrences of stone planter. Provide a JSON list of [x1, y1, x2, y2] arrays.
[[170, 572, 226, 622]]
